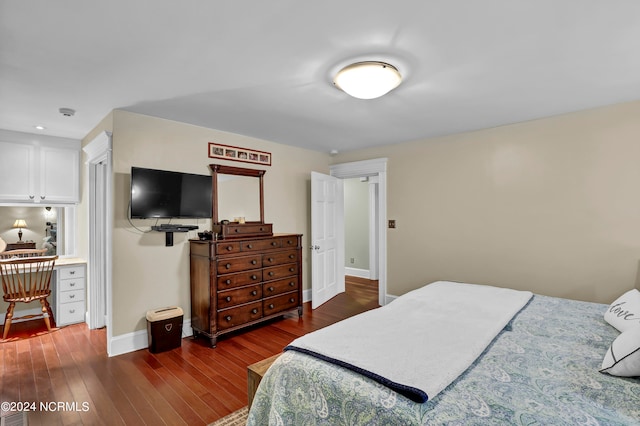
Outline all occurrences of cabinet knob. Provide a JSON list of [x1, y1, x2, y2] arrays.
[[289, 282, 295, 287], [268, 271, 274, 276], [251, 275, 258, 280], [268, 257, 274, 262], [225, 315, 232, 321], [247, 244, 253, 249], [226, 246, 233, 251], [225, 296, 232, 302], [268, 286, 274, 292], [268, 304, 274, 309], [289, 254, 295, 259], [251, 260, 257, 265], [251, 290, 258, 296], [260, 227, 264, 231], [289, 267, 295, 272], [289, 298, 295, 303], [271, 242, 277, 246], [251, 308, 258, 314], [225, 279, 232, 285], [225, 263, 231, 269]]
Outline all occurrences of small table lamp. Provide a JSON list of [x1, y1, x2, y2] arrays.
[[12, 219, 27, 242]]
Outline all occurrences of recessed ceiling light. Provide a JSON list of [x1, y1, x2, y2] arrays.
[[333, 61, 402, 99], [35, 125, 46, 130]]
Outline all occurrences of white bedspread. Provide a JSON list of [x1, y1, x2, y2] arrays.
[[285, 281, 532, 402]]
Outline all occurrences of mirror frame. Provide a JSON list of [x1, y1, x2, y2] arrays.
[[210, 164, 265, 224]]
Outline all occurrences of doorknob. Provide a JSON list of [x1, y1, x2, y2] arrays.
[[310, 245, 320, 250]]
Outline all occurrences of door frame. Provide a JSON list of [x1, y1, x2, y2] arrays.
[[83, 131, 113, 352], [330, 158, 388, 306]]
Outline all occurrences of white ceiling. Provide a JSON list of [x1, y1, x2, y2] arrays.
[[1, 1, 640, 153]]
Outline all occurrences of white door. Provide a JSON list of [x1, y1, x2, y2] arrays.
[[311, 171, 345, 309]]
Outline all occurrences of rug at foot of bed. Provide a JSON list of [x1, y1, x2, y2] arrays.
[[209, 406, 247, 426]]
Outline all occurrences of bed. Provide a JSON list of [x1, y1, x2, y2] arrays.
[[247, 281, 640, 425]]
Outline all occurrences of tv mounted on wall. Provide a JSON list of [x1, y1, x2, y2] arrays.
[[130, 167, 212, 219]]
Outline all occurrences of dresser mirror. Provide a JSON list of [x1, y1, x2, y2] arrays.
[[210, 164, 265, 225]]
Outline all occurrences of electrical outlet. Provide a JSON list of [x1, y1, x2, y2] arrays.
[[388, 220, 396, 229]]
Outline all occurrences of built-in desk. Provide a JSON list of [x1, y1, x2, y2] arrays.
[[52, 258, 87, 326]]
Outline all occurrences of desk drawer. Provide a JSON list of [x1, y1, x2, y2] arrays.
[[59, 289, 84, 304], [57, 301, 85, 324], [60, 278, 84, 292], [59, 266, 85, 280]]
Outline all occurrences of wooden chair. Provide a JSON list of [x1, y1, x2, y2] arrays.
[[0, 255, 58, 340], [0, 248, 47, 259]]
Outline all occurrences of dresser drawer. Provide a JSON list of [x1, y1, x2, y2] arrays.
[[214, 241, 241, 255], [223, 223, 273, 238], [59, 278, 85, 292], [264, 292, 299, 316], [216, 254, 261, 273], [279, 236, 299, 249], [57, 301, 85, 324], [218, 301, 262, 330], [263, 277, 299, 297], [217, 270, 262, 290], [241, 238, 281, 252], [59, 289, 84, 304], [262, 250, 297, 267], [59, 266, 85, 280], [217, 285, 262, 310], [263, 263, 298, 281]]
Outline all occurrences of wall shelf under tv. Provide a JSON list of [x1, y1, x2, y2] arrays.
[[151, 225, 198, 246]]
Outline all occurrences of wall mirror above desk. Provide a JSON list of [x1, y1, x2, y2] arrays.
[[210, 164, 272, 238]]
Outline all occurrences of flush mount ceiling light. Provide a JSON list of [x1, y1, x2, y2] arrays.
[[333, 61, 402, 99]]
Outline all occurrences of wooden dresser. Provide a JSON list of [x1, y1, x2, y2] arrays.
[[190, 233, 302, 347]]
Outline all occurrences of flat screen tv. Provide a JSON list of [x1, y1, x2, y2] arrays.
[[130, 167, 212, 219]]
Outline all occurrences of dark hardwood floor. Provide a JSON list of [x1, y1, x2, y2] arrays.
[[0, 277, 378, 425]]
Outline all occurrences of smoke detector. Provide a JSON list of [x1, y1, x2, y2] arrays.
[[59, 107, 76, 117]]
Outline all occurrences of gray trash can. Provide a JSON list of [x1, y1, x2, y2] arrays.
[[146, 306, 183, 353]]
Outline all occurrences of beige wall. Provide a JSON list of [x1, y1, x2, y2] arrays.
[[105, 110, 329, 336], [335, 100, 640, 304]]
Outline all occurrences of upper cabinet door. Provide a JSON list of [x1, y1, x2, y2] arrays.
[[40, 146, 80, 203], [0, 141, 80, 204], [0, 141, 36, 202]]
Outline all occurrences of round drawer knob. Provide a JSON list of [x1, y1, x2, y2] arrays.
[[260, 227, 264, 231], [225, 263, 231, 269], [226, 246, 233, 251], [251, 308, 258, 314], [268, 258, 274, 262], [289, 267, 295, 272], [225, 296, 232, 302], [251, 275, 258, 280], [225, 279, 232, 285], [289, 254, 295, 259], [289, 298, 295, 303], [271, 242, 277, 246], [268, 272, 274, 276], [225, 315, 232, 321], [268, 286, 275, 292], [234, 229, 239, 233], [289, 282, 295, 287], [268, 304, 274, 309], [251, 290, 258, 296], [251, 260, 257, 265], [247, 244, 253, 249]]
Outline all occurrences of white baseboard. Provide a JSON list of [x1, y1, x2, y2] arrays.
[[385, 294, 398, 304], [302, 288, 312, 303], [108, 318, 193, 357], [345, 267, 370, 279], [0, 307, 46, 325]]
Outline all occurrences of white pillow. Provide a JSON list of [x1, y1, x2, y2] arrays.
[[604, 289, 640, 332], [600, 326, 640, 377]]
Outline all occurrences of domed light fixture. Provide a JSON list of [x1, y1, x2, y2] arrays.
[[334, 61, 402, 99]]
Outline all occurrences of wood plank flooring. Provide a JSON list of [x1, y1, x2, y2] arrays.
[[0, 277, 378, 425]]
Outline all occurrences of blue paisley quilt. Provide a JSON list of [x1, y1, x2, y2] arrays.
[[248, 294, 640, 425]]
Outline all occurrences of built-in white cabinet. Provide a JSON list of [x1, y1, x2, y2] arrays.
[[53, 264, 86, 326], [0, 140, 80, 203]]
